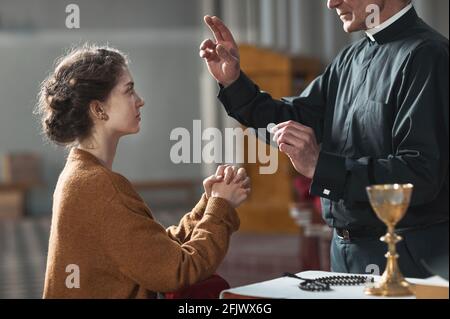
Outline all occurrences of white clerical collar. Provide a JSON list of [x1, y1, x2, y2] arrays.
[[365, 3, 413, 42]]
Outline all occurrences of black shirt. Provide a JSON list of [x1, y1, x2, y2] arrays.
[[217, 8, 449, 231]]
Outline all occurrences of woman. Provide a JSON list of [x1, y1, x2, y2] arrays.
[[36, 44, 250, 298]]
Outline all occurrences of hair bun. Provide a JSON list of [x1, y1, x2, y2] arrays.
[[45, 111, 76, 144], [46, 81, 75, 112]]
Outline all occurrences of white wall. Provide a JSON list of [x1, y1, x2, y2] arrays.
[[0, 0, 200, 30]]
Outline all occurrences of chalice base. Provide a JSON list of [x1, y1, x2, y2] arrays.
[[365, 276, 414, 297]]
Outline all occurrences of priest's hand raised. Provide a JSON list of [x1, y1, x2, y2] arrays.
[[200, 15, 240, 87]]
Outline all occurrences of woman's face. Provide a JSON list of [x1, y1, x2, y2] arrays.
[[102, 67, 145, 137]]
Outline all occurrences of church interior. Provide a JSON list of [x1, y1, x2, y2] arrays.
[[0, 0, 448, 299]]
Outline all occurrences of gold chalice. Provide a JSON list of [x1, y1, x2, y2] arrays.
[[365, 183, 414, 297]]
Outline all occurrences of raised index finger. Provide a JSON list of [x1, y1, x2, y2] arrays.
[[204, 15, 224, 42], [211, 16, 237, 45]]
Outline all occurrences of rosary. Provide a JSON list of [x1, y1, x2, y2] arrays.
[[283, 272, 375, 292]]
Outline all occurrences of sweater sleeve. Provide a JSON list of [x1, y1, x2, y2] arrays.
[[100, 195, 239, 293], [165, 193, 209, 244]]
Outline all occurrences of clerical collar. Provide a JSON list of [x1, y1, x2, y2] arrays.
[[365, 3, 414, 44]]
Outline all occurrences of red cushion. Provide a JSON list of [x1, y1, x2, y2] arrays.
[[165, 274, 230, 299]]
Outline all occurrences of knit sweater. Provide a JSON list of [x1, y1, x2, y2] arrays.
[[43, 148, 240, 298]]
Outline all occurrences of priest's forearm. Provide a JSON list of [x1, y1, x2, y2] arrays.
[[218, 71, 327, 143]]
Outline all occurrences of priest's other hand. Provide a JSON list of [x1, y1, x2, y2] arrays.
[[272, 121, 320, 179], [200, 15, 240, 88]]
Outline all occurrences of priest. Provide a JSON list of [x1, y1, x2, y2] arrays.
[[199, 0, 449, 278]]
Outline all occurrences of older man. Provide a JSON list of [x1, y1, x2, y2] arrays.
[[199, 0, 448, 278]]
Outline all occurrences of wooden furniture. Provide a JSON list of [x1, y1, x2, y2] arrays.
[[236, 44, 322, 233], [0, 153, 42, 219], [0, 184, 29, 219]]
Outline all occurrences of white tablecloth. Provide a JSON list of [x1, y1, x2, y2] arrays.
[[220, 271, 449, 299]]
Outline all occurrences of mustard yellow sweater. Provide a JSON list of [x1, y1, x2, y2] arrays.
[[43, 148, 240, 298]]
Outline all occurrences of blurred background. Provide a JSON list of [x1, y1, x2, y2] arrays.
[[0, 0, 448, 298]]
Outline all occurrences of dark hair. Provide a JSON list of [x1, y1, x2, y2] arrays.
[[36, 44, 128, 145]]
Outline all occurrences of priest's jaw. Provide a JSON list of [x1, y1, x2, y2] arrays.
[[327, 0, 411, 33]]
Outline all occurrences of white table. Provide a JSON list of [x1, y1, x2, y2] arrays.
[[220, 271, 449, 299]]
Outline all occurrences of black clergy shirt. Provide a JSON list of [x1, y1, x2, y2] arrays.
[[217, 8, 449, 231]]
